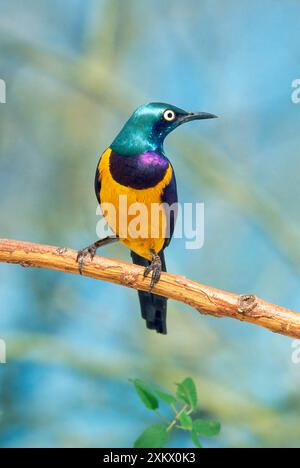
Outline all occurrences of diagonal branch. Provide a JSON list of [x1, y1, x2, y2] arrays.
[[0, 238, 299, 339]]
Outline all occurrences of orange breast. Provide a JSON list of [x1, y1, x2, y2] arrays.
[[97, 148, 173, 260]]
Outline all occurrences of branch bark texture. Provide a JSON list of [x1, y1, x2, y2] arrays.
[[0, 238, 299, 339]]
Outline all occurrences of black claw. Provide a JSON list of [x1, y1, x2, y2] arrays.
[[76, 246, 96, 275], [143, 252, 162, 290], [76, 237, 119, 275], [143, 266, 151, 278]]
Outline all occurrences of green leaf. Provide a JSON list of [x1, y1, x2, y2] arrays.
[[176, 377, 197, 410], [154, 389, 177, 406], [134, 424, 169, 448], [193, 419, 221, 437], [178, 411, 193, 430], [191, 429, 202, 448], [131, 379, 159, 410]]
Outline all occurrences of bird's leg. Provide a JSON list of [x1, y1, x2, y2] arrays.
[[77, 236, 118, 275], [143, 249, 162, 290]]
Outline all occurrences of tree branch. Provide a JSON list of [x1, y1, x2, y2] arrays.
[[0, 238, 299, 339]]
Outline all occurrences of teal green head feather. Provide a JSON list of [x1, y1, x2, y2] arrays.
[[111, 102, 217, 156]]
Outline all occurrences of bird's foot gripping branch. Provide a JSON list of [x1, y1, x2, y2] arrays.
[[0, 238, 300, 339]]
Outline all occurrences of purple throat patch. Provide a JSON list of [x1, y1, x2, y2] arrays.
[[109, 150, 169, 189]]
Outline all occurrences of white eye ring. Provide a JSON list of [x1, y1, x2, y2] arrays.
[[163, 109, 176, 122]]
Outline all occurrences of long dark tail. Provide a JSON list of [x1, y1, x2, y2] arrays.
[[130, 250, 167, 335]]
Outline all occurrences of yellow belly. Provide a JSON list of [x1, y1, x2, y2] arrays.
[[98, 148, 172, 260]]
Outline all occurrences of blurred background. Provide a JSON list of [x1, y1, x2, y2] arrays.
[[0, 0, 300, 448]]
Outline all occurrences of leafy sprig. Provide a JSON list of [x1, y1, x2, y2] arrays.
[[130, 377, 221, 448]]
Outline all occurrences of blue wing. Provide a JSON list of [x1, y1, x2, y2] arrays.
[[161, 166, 178, 249], [94, 156, 102, 204]]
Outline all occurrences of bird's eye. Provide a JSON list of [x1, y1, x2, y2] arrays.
[[163, 109, 176, 122]]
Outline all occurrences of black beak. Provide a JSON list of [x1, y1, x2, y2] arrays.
[[179, 112, 218, 123]]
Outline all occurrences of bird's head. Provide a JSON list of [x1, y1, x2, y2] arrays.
[[111, 102, 217, 156]]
